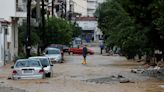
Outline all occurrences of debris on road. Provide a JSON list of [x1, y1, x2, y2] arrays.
[[131, 65, 164, 80], [159, 85, 164, 88], [85, 74, 134, 84], [0, 86, 28, 92]]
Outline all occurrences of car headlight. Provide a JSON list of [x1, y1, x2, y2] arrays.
[[50, 58, 55, 61], [55, 56, 61, 61]]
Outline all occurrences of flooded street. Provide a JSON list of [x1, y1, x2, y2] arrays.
[[0, 47, 164, 92]]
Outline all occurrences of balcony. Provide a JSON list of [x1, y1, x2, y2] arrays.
[[15, 3, 27, 18]]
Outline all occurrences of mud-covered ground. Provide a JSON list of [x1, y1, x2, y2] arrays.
[[0, 47, 164, 92]]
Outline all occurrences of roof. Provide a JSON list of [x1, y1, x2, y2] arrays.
[[45, 47, 60, 50], [29, 56, 48, 59], [76, 17, 97, 21]]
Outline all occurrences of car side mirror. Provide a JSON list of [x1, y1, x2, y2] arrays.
[[11, 66, 14, 69]]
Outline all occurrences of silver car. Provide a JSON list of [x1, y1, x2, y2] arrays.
[[29, 56, 53, 77], [11, 59, 45, 80], [44, 47, 62, 63]]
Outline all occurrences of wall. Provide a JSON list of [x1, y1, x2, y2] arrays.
[[0, 23, 8, 67], [72, 0, 87, 16], [76, 20, 97, 30], [0, 0, 19, 65], [0, 0, 15, 21]]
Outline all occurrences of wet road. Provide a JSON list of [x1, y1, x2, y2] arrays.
[[0, 47, 164, 92]]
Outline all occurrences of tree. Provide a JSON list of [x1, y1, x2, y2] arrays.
[[45, 17, 74, 46], [96, 0, 148, 59], [18, 22, 41, 55], [96, 0, 164, 60]]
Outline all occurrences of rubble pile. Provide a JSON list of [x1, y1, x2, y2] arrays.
[[131, 65, 164, 80]]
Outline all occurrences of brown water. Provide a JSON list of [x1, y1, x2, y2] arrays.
[[0, 53, 164, 92]]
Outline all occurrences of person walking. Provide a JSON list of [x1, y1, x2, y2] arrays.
[[100, 43, 104, 54], [82, 45, 88, 64]]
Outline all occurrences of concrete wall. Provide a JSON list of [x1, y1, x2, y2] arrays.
[[0, 0, 15, 21], [0, 0, 20, 66], [72, 0, 87, 16], [76, 20, 97, 30], [0, 23, 8, 67]]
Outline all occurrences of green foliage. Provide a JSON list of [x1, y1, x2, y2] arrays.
[[45, 17, 74, 45], [71, 22, 82, 38], [18, 22, 41, 55], [96, 0, 159, 58]]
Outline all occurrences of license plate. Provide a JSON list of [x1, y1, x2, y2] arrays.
[[23, 70, 32, 73]]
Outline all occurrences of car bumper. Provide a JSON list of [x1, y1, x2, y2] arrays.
[[12, 74, 44, 80]]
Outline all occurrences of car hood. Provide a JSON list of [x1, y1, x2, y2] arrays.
[[45, 54, 61, 58]]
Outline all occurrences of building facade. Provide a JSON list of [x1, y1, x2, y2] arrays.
[[0, 0, 25, 66], [87, 0, 106, 16], [76, 17, 102, 42]]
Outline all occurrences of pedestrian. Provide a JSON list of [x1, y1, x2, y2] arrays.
[[100, 43, 104, 54], [82, 45, 88, 64]]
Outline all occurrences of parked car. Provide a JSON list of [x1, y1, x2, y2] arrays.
[[44, 47, 62, 63], [72, 37, 82, 48], [49, 44, 69, 53], [29, 56, 53, 77], [68, 47, 94, 55], [11, 59, 46, 80]]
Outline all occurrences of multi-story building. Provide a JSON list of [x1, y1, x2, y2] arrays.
[[87, 0, 106, 16], [72, 0, 87, 16], [0, 0, 26, 66]]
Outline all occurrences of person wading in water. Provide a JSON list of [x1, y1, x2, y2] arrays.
[[82, 45, 88, 64]]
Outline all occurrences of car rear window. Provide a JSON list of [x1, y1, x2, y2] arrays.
[[39, 58, 49, 66], [46, 49, 60, 54], [15, 60, 41, 68]]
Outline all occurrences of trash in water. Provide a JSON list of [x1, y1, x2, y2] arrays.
[[159, 85, 164, 88]]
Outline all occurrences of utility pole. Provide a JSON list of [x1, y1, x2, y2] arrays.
[[36, 0, 41, 22], [52, 0, 54, 16], [61, 1, 64, 18], [36, 0, 41, 55], [64, 0, 67, 19], [26, 0, 32, 58], [69, 0, 73, 21], [41, 0, 45, 49]]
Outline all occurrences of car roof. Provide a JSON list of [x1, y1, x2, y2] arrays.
[[29, 56, 48, 59], [45, 47, 60, 50], [16, 58, 40, 62]]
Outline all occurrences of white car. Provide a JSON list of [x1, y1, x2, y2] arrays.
[[44, 47, 62, 63], [29, 56, 53, 77], [11, 59, 46, 80]]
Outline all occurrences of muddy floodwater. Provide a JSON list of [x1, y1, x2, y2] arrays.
[[0, 48, 164, 92]]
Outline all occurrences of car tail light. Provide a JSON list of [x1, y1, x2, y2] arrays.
[[39, 70, 44, 74], [12, 70, 17, 75]]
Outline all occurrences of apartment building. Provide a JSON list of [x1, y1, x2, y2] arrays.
[[0, 0, 26, 66], [87, 0, 106, 16]]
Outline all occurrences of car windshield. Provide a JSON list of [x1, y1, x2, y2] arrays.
[[39, 58, 49, 66], [46, 49, 60, 54], [15, 60, 41, 68]]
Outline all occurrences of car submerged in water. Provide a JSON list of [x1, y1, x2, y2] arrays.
[[29, 56, 53, 77], [44, 47, 63, 63], [11, 59, 46, 80]]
